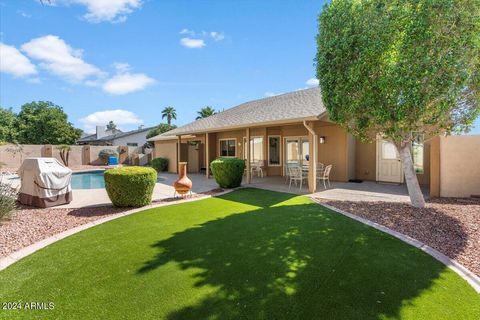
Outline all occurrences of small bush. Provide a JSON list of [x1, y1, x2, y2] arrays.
[[0, 181, 17, 219], [210, 157, 245, 188], [99, 149, 119, 164], [104, 167, 157, 207], [151, 157, 168, 172]]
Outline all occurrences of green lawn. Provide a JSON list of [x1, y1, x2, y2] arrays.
[[0, 189, 478, 319]]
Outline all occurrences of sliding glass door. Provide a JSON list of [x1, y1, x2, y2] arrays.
[[284, 137, 309, 174]]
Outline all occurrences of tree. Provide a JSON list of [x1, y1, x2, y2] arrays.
[[196, 106, 216, 120], [161, 106, 177, 125], [0, 108, 18, 143], [106, 121, 117, 130], [146, 123, 177, 139], [316, 0, 479, 207], [16, 101, 82, 145]]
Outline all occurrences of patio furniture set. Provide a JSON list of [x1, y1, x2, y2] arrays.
[[287, 163, 333, 190]]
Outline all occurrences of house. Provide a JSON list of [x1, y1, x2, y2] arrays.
[[148, 87, 480, 198], [78, 125, 153, 147]]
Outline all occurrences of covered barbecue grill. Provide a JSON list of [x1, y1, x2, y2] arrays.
[[17, 158, 73, 208]]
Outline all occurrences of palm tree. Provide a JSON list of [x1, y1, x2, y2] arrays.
[[161, 106, 177, 125], [196, 106, 216, 120]]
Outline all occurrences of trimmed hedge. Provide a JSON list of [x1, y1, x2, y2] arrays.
[[151, 157, 168, 172], [104, 166, 157, 207], [99, 149, 119, 164], [210, 157, 245, 188]]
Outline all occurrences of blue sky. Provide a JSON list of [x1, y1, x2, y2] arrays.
[[1, 0, 479, 134]]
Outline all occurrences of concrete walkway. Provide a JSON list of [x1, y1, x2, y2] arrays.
[[4, 171, 427, 208]]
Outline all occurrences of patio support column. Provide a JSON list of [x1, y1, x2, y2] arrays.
[[304, 121, 317, 193], [246, 127, 251, 184], [205, 133, 210, 179], [177, 135, 181, 174]]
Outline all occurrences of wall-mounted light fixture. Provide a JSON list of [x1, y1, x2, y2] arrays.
[[319, 136, 326, 144]]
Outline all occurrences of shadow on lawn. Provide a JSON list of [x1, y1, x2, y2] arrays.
[[137, 189, 468, 319]]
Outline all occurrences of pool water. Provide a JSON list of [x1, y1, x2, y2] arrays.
[[71, 171, 105, 189], [70, 170, 165, 189]]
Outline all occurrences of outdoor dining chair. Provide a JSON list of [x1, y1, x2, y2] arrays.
[[317, 164, 333, 189], [288, 166, 308, 190]]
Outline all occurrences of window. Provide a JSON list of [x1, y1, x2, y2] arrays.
[[381, 141, 398, 160], [220, 139, 236, 157], [243, 137, 264, 162], [268, 136, 281, 166], [412, 133, 424, 174], [126, 143, 138, 147]]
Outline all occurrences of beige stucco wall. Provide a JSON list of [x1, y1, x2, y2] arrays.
[[154, 141, 178, 173], [438, 135, 480, 197], [315, 123, 349, 181]]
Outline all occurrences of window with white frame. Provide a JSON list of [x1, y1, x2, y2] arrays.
[[243, 137, 264, 162], [412, 133, 424, 174], [220, 139, 236, 157], [268, 136, 280, 166]]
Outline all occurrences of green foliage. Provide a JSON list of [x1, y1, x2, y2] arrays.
[[98, 149, 119, 164], [316, 0, 480, 143], [0, 181, 17, 219], [196, 106, 216, 120], [210, 157, 245, 188], [146, 123, 177, 139], [151, 157, 168, 172], [104, 166, 157, 207], [106, 121, 117, 130], [16, 101, 82, 145], [161, 106, 177, 125], [0, 108, 18, 143]]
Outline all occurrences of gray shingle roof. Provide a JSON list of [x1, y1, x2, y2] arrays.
[[159, 87, 324, 137], [78, 127, 153, 143]]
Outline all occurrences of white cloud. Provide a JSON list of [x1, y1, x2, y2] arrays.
[[180, 37, 206, 49], [45, 0, 142, 23], [209, 31, 225, 41], [21, 35, 103, 83], [0, 43, 38, 77], [80, 109, 143, 132], [264, 91, 282, 97], [306, 78, 319, 86], [17, 10, 31, 18], [103, 72, 155, 95]]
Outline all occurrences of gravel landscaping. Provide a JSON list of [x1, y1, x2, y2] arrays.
[[316, 197, 480, 277]]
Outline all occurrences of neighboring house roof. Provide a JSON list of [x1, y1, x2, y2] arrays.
[[79, 127, 153, 143], [149, 87, 325, 141]]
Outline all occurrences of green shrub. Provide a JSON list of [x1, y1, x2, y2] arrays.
[[151, 157, 168, 172], [99, 149, 119, 164], [210, 157, 245, 188], [104, 167, 157, 207], [0, 181, 17, 219]]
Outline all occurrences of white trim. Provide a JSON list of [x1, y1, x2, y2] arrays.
[[313, 199, 480, 294], [267, 135, 282, 167], [218, 138, 237, 157]]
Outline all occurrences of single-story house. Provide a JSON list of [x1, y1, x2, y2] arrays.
[[148, 87, 480, 197], [79, 125, 154, 147]]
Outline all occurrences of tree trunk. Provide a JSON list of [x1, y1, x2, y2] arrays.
[[398, 142, 425, 208]]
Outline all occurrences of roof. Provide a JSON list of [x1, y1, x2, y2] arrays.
[[79, 127, 153, 143], [151, 87, 324, 140]]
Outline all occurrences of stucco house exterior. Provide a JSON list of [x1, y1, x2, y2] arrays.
[[79, 125, 153, 147], [148, 87, 480, 198]]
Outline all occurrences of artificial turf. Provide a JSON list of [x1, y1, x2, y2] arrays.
[[0, 188, 479, 319]]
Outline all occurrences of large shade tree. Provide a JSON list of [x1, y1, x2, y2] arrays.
[[316, 0, 480, 207], [196, 106, 216, 120], [16, 101, 82, 145], [161, 106, 177, 125]]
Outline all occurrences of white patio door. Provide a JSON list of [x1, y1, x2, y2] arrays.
[[377, 138, 403, 183], [284, 137, 309, 174]]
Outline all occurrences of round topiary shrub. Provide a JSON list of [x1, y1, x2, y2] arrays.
[[99, 149, 119, 164], [104, 166, 157, 207], [210, 157, 245, 188], [151, 157, 168, 172]]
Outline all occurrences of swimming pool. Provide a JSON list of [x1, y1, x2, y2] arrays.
[[71, 171, 106, 189], [71, 170, 165, 190]]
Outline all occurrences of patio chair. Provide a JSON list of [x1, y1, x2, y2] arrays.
[[288, 166, 307, 190], [316, 163, 325, 176], [251, 160, 265, 178], [317, 164, 332, 189]]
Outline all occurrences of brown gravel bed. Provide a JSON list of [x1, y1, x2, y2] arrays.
[[316, 197, 480, 277]]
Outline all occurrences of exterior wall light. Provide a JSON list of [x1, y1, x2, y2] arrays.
[[319, 136, 326, 144]]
